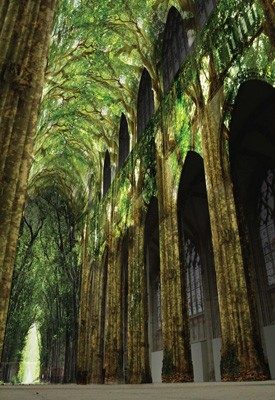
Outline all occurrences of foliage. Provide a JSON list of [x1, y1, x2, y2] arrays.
[[2, 188, 81, 383], [23, 0, 274, 219], [28, 0, 186, 209], [4, 0, 273, 384], [1, 201, 44, 380]]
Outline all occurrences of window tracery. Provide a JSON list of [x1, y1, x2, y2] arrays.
[[184, 236, 205, 342], [151, 273, 162, 351], [259, 169, 275, 287]]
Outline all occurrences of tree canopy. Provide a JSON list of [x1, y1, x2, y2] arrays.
[[29, 0, 192, 211], [2, 0, 273, 384], [2, 1, 183, 381]]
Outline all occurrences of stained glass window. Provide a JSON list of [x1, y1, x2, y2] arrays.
[[184, 237, 205, 342], [184, 238, 204, 316], [151, 274, 162, 351], [156, 280, 162, 331]]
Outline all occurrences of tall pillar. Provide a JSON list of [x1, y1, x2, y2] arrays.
[[87, 248, 108, 383], [155, 131, 193, 382], [127, 196, 151, 383], [0, 0, 57, 360], [104, 238, 122, 383], [200, 88, 269, 380], [76, 223, 91, 384], [260, 0, 275, 47]]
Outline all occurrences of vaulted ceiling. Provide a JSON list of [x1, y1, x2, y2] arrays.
[[28, 0, 194, 211]]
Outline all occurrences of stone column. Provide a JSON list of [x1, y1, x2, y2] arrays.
[[155, 130, 193, 382], [104, 238, 122, 383], [200, 88, 268, 380], [127, 195, 151, 383], [76, 223, 91, 384]]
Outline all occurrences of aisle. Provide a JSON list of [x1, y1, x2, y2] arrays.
[[1, 381, 275, 400]]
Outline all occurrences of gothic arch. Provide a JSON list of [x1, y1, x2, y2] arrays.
[[229, 79, 275, 328], [223, 72, 273, 124], [103, 150, 111, 196], [195, 0, 217, 28], [177, 151, 221, 381], [137, 68, 154, 140], [118, 114, 130, 169], [162, 7, 188, 93]]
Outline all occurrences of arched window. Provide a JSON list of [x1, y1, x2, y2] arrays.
[[162, 7, 189, 93], [195, 0, 217, 27], [137, 68, 154, 140], [184, 237, 204, 317], [103, 150, 111, 196], [118, 114, 130, 169], [177, 151, 220, 378], [259, 169, 275, 287], [229, 79, 275, 326]]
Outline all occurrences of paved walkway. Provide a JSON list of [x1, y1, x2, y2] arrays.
[[1, 381, 275, 400]]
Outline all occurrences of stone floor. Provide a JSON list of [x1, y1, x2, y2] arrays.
[[1, 381, 275, 400]]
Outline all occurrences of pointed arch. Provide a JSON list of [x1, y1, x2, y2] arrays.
[[228, 78, 275, 378], [118, 114, 130, 169], [103, 150, 111, 196], [162, 7, 189, 93], [177, 151, 220, 381], [137, 68, 154, 140], [195, 0, 217, 27], [229, 80, 275, 324], [177, 151, 210, 241]]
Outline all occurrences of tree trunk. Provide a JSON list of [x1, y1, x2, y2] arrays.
[[76, 223, 91, 384], [0, 0, 40, 169], [260, 0, 275, 47], [200, 88, 269, 380], [104, 242, 120, 383], [155, 147, 193, 382], [88, 250, 108, 384], [0, 0, 58, 359], [127, 200, 151, 384]]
